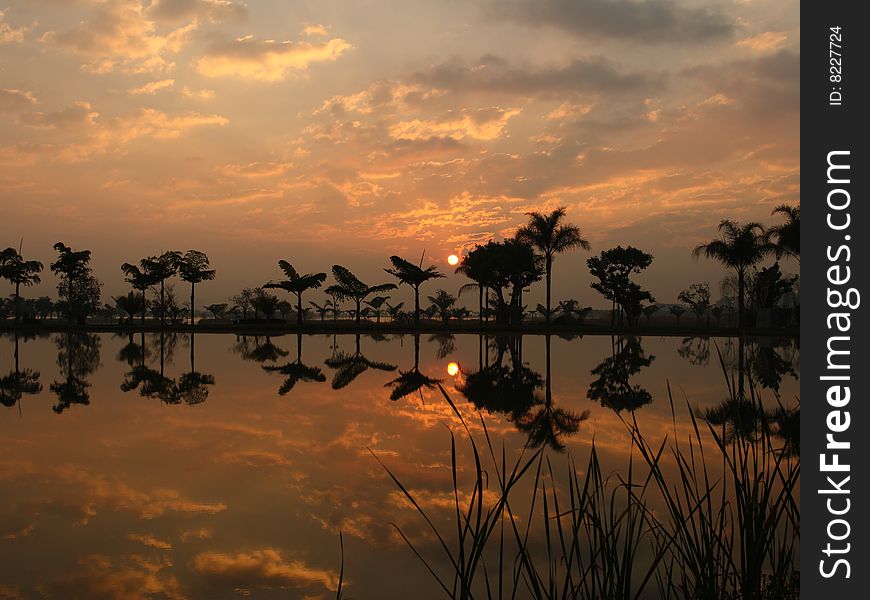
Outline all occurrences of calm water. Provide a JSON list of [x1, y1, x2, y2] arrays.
[[0, 332, 799, 599]]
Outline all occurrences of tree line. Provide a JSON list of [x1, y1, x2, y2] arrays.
[[0, 204, 799, 329]]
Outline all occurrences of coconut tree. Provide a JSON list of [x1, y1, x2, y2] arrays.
[[516, 207, 590, 322], [121, 262, 155, 325], [326, 265, 396, 324], [179, 250, 216, 326], [0, 247, 43, 324], [427, 289, 456, 324], [112, 292, 145, 323], [263, 261, 327, 325], [203, 303, 228, 320], [693, 220, 775, 329], [309, 300, 332, 321], [767, 204, 800, 262], [455, 245, 493, 324], [385, 255, 444, 323], [262, 334, 326, 395], [141, 251, 182, 327]]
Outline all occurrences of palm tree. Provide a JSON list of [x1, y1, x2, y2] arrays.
[[427, 289, 456, 324], [325, 334, 397, 389], [0, 247, 43, 324], [455, 245, 492, 324], [264, 261, 327, 325], [364, 295, 390, 322], [262, 334, 326, 395], [385, 301, 404, 322], [385, 255, 444, 323], [203, 303, 228, 320], [112, 292, 145, 323], [515, 207, 590, 322], [121, 262, 155, 325], [326, 265, 396, 324], [179, 250, 216, 326], [309, 300, 332, 321], [693, 220, 775, 329], [767, 204, 800, 262], [141, 251, 182, 327]]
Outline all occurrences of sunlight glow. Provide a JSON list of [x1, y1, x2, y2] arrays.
[[447, 362, 460, 377], [447, 254, 460, 266]]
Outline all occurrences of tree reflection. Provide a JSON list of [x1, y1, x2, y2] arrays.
[[51, 332, 100, 413], [457, 335, 586, 452], [263, 334, 326, 395], [677, 336, 710, 366], [234, 335, 289, 364], [0, 332, 43, 412], [428, 333, 456, 359], [325, 334, 397, 390], [515, 335, 588, 452], [121, 332, 214, 405], [385, 333, 442, 401], [587, 336, 655, 413]]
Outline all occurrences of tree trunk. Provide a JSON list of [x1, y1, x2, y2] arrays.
[[545, 254, 553, 323], [478, 286, 483, 324], [190, 283, 196, 326], [160, 280, 165, 327], [296, 293, 303, 325], [737, 270, 745, 330], [14, 281, 20, 324], [414, 286, 420, 324], [355, 300, 361, 324]]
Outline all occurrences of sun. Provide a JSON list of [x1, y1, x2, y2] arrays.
[[447, 254, 460, 266], [447, 362, 460, 377]]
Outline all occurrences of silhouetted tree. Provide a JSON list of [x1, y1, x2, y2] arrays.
[[204, 303, 228, 320], [456, 244, 495, 323], [385, 301, 405, 322], [364, 295, 390, 322], [112, 292, 145, 323], [250, 288, 281, 320], [669, 305, 687, 324], [121, 262, 156, 325], [231, 288, 255, 320], [0, 247, 43, 324], [767, 204, 800, 262], [51, 243, 101, 324], [326, 266, 396, 324], [678, 283, 711, 324], [587, 246, 654, 326], [516, 207, 590, 322], [693, 220, 774, 329], [427, 289, 456, 324], [141, 251, 182, 326], [179, 250, 215, 326], [264, 261, 327, 325], [642, 304, 660, 324], [385, 255, 444, 323]]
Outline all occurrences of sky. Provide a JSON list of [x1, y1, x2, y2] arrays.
[[0, 0, 800, 308]]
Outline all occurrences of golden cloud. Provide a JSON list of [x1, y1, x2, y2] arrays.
[[19, 101, 100, 130], [191, 548, 340, 591], [389, 107, 521, 141], [196, 36, 352, 81], [218, 161, 294, 178], [40, 0, 197, 74], [129, 78, 175, 95], [128, 533, 173, 550], [44, 554, 187, 600]]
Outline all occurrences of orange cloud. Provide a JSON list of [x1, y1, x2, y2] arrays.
[[196, 36, 352, 81], [0, 10, 27, 44], [389, 107, 520, 141], [44, 554, 186, 600], [128, 533, 173, 550], [19, 101, 100, 130], [129, 78, 175, 95], [191, 548, 340, 591], [40, 0, 196, 74], [737, 31, 788, 52]]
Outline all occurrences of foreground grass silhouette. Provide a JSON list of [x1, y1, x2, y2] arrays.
[[371, 366, 799, 599]]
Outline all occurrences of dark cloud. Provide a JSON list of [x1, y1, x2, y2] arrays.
[[492, 0, 734, 43], [413, 54, 662, 96]]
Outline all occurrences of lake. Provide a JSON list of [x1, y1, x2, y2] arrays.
[[0, 332, 799, 599]]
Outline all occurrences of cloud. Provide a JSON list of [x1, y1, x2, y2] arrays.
[[494, 0, 734, 43], [413, 55, 661, 96], [0, 10, 28, 44], [389, 107, 521, 141], [737, 31, 788, 52], [181, 86, 215, 100], [128, 79, 175, 95], [302, 24, 329, 37], [218, 161, 294, 178], [19, 101, 99, 129], [43, 554, 186, 600], [0, 89, 38, 112], [147, 0, 247, 22], [128, 533, 173, 550], [40, 0, 197, 74], [191, 548, 339, 591], [196, 36, 352, 81]]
